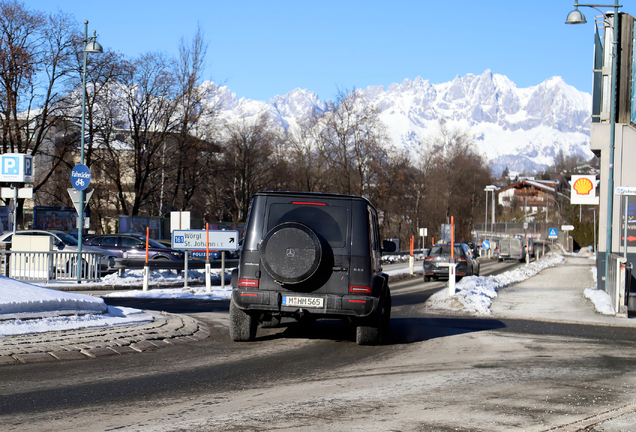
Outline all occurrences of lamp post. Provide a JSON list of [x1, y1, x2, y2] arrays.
[[566, 1, 620, 291], [77, 20, 103, 282], [484, 188, 489, 235], [485, 185, 497, 234]]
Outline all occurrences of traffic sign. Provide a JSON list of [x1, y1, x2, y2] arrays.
[[0, 153, 33, 183], [548, 228, 558, 239], [172, 230, 239, 250], [71, 164, 91, 190], [67, 188, 93, 215], [482, 240, 491, 250], [561, 225, 575, 231], [191, 251, 221, 259]]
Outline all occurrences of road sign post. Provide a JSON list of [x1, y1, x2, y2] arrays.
[[71, 164, 91, 284]]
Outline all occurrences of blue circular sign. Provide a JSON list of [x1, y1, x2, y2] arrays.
[[482, 240, 491, 250], [71, 164, 91, 191]]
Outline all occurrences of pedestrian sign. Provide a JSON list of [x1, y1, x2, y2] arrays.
[[548, 228, 557, 239]]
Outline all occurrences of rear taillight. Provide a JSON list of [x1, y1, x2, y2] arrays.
[[238, 278, 259, 288], [425, 256, 434, 261], [457, 257, 467, 262], [350, 285, 371, 294], [292, 201, 326, 206]]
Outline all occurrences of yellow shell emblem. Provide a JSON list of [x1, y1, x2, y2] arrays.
[[573, 177, 593, 195]]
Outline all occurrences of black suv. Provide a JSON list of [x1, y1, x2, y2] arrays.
[[230, 191, 396, 345]]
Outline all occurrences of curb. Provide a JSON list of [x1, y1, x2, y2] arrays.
[[0, 312, 209, 366]]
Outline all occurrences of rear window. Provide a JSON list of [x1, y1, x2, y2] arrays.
[[428, 245, 464, 257], [267, 203, 348, 248]]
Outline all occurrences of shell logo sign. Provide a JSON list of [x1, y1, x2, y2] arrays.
[[570, 175, 598, 205], [573, 177, 593, 195]]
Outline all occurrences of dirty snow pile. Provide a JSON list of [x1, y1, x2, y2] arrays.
[[425, 253, 565, 315], [583, 265, 615, 315], [104, 285, 232, 300]]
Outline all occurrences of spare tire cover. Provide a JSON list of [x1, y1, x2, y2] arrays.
[[261, 222, 322, 284]]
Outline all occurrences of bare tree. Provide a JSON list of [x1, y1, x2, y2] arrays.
[[0, 2, 78, 225], [103, 52, 177, 216], [317, 89, 389, 196], [165, 25, 220, 214], [220, 113, 278, 222]]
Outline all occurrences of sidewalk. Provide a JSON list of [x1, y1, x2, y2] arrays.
[[492, 254, 636, 326]]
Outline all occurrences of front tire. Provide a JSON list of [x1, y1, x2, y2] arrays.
[[229, 300, 257, 341], [356, 288, 391, 346]]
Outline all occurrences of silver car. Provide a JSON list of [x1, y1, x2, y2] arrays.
[[423, 243, 480, 282], [0, 230, 116, 271]]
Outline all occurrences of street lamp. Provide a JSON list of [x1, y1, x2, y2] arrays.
[[566, 1, 620, 290], [77, 20, 103, 282], [485, 185, 497, 233]]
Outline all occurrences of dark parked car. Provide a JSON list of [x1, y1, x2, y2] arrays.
[[423, 243, 480, 282], [229, 191, 396, 345], [82, 234, 184, 261]]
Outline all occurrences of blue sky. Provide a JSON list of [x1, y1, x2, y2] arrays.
[[26, 0, 616, 102]]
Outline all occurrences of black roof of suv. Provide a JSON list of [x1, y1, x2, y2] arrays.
[[230, 191, 396, 345]]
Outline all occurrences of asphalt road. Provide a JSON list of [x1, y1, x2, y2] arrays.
[[2, 258, 635, 431]]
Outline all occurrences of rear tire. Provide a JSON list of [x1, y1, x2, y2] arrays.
[[229, 300, 257, 341], [424, 275, 431, 282], [356, 288, 391, 346]]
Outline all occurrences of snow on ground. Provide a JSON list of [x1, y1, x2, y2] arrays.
[[0, 276, 155, 337], [425, 253, 565, 315], [584, 263, 615, 315]]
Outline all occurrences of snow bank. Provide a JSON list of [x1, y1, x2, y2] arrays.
[[0, 275, 107, 316], [104, 285, 232, 300], [425, 253, 565, 315], [583, 264, 615, 315], [0, 306, 154, 337]]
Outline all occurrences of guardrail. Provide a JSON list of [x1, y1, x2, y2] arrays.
[[0, 250, 106, 283], [607, 253, 629, 316]]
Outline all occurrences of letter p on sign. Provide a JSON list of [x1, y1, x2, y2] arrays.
[[2, 157, 18, 175]]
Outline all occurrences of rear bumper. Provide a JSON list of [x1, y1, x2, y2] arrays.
[[231, 289, 379, 318]]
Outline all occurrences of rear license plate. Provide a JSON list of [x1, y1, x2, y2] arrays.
[[282, 296, 324, 308]]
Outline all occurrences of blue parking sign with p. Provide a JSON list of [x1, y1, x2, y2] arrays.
[[2, 156, 19, 175]]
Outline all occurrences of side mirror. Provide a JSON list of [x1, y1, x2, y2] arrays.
[[382, 240, 397, 253]]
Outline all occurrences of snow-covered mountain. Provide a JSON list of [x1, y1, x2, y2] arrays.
[[207, 70, 593, 175]]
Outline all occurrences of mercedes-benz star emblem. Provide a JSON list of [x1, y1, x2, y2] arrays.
[[286, 248, 295, 258]]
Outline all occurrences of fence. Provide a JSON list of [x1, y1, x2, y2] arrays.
[[0, 251, 106, 283], [474, 222, 551, 238], [606, 253, 629, 316]]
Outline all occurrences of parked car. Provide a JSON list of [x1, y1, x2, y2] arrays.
[[82, 234, 185, 261], [423, 243, 480, 282], [229, 191, 396, 345], [0, 230, 116, 272]]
